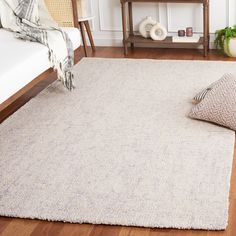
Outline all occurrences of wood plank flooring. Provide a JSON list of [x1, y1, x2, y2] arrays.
[[0, 47, 236, 236]]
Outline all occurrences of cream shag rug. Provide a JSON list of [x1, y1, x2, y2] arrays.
[[0, 59, 236, 230]]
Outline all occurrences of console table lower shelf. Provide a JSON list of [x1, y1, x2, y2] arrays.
[[126, 35, 204, 47]]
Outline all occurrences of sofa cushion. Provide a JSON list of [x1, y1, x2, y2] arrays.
[[0, 27, 80, 104], [62, 27, 81, 50]]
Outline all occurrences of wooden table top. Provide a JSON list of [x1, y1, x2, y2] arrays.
[[121, 0, 208, 3]]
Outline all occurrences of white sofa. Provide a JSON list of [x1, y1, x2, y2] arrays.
[[0, 27, 81, 106]]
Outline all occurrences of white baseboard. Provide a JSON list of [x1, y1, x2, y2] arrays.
[[93, 38, 123, 47]]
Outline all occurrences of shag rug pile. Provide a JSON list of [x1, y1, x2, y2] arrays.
[[0, 58, 236, 230]]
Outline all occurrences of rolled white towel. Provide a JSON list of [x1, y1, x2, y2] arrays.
[[150, 23, 167, 41], [139, 16, 157, 38]]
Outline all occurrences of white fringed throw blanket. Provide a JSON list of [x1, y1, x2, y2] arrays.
[[0, 0, 75, 90]]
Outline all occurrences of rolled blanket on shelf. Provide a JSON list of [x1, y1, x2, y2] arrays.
[[0, 0, 75, 91], [150, 23, 167, 41]]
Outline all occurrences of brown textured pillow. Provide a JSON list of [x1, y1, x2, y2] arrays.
[[193, 80, 220, 103], [189, 73, 236, 131]]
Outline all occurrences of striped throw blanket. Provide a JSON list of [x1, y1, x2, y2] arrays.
[[0, 0, 75, 90]]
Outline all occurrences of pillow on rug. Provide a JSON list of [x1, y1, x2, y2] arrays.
[[193, 78, 222, 103], [189, 73, 236, 131]]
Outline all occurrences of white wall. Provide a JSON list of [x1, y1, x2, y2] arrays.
[[89, 0, 235, 47]]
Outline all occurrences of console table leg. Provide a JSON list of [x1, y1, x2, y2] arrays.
[[128, 2, 134, 49], [203, 3, 208, 57], [207, 1, 210, 51], [121, 2, 128, 55]]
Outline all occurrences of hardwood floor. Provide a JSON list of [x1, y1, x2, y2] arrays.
[[0, 47, 236, 236]]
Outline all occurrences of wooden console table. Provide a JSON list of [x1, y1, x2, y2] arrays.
[[120, 0, 210, 56]]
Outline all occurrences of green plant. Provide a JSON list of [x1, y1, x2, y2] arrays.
[[215, 25, 236, 55]]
